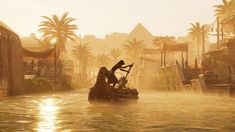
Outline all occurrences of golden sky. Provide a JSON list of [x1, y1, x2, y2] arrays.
[[0, 0, 221, 38]]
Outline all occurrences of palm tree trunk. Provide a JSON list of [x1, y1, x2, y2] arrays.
[[82, 61, 88, 81], [163, 43, 166, 66], [79, 60, 82, 78], [202, 25, 205, 54], [55, 40, 62, 89], [196, 39, 200, 60]]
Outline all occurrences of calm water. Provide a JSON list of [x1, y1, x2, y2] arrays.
[[0, 90, 235, 132]]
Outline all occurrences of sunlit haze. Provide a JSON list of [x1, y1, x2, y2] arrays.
[[1, 0, 235, 131], [0, 0, 221, 38]]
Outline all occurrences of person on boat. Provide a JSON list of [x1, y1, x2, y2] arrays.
[[107, 60, 132, 87]]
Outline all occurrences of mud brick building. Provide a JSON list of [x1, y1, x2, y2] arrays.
[[0, 25, 25, 96]]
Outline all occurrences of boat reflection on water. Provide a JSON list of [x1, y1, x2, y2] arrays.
[[37, 98, 59, 132]]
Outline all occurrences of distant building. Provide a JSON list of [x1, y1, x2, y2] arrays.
[[21, 33, 42, 51], [82, 35, 108, 53], [22, 48, 55, 78], [104, 32, 128, 48]]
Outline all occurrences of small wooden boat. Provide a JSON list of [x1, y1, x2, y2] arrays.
[[88, 67, 139, 104]]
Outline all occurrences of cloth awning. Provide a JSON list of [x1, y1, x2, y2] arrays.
[[165, 43, 188, 52], [22, 47, 55, 58]]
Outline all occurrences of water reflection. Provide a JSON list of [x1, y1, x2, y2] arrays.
[[37, 98, 59, 132], [86, 105, 139, 131], [0, 91, 234, 131]]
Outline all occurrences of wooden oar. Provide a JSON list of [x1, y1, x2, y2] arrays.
[[125, 63, 134, 79]]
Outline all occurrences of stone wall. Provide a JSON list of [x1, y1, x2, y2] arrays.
[[158, 64, 184, 91], [0, 26, 24, 96]]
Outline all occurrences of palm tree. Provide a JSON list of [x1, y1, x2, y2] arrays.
[[214, 0, 235, 34], [153, 36, 176, 53], [123, 38, 146, 62], [87, 53, 97, 80], [188, 22, 203, 59], [72, 43, 91, 80], [214, 0, 234, 19], [96, 54, 111, 68], [33, 36, 52, 51], [189, 23, 210, 58], [153, 36, 175, 47], [123, 39, 145, 84], [153, 36, 176, 66], [109, 48, 122, 62], [38, 12, 78, 58], [61, 59, 74, 75]]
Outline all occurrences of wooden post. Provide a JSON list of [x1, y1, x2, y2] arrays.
[[217, 17, 220, 49]]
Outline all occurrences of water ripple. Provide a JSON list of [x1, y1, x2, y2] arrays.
[[0, 90, 234, 131]]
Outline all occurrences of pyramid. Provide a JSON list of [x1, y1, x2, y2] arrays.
[[123, 23, 154, 47]]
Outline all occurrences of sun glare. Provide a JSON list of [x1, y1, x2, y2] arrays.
[[50, 38, 57, 45], [37, 98, 59, 132]]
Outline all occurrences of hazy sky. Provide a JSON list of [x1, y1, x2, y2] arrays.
[[0, 0, 221, 38]]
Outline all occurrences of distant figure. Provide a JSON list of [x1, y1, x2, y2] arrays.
[[176, 60, 179, 65], [37, 66, 41, 77], [31, 59, 35, 72], [40, 66, 47, 76], [33, 65, 38, 75], [194, 58, 198, 69], [107, 60, 132, 87]]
